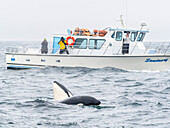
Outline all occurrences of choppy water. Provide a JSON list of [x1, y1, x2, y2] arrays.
[[0, 41, 170, 128]]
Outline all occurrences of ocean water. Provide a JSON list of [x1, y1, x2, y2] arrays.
[[0, 41, 170, 128]]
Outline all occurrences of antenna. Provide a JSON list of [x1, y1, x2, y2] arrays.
[[140, 23, 147, 30], [120, 15, 125, 29], [126, 0, 127, 29]]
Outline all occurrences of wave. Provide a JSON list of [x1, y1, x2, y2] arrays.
[[161, 87, 170, 94], [90, 105, 115, 109]]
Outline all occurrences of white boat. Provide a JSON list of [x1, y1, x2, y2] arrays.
[[5, 27, 170, 71]]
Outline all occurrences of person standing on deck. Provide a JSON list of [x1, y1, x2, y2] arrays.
[[58, 37, 69, 54], [122, 33, 130, 54], [41, 38, 48, 54], [124, 33, 130, 42]]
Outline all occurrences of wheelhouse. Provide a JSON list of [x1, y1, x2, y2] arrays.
[[109, 28, 148, 42]]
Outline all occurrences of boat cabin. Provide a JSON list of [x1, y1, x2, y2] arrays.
[[52, 28, 149, 55]]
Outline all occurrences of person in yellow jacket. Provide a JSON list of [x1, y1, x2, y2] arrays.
[[58, 37, 69, 54]]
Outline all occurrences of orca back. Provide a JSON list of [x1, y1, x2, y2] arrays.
[[60, 96, 101, 106]]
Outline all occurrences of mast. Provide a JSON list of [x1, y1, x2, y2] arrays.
[[120, 15, 125, 29], [126, 0, 127, 29]]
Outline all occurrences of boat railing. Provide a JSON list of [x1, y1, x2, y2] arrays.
[[6, 47, 45, 54], [68, 45, 109, 55], [116, 45, 122, 55], [112, 41, 170, 55], [6, 47, 20, 53], [6, 42, 170, 55], [143, 42, 170, 54], [6, 46, 68, 55]]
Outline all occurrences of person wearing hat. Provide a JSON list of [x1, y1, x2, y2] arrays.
[[41, 38, 48, 54]]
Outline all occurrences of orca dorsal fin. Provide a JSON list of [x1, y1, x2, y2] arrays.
[[53, 81, 73, 101]]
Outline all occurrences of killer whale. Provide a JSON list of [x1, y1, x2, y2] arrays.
[[53, 81, 101, 106]]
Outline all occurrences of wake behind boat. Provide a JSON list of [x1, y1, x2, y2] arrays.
[[5, 25, 170, 71]]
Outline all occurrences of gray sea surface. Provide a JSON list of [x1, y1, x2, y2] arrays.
[[0, 41, 170, 128]]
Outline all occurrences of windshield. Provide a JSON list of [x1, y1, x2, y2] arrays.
[[137, 32, 146, 42], [131, 32, 138, 42]]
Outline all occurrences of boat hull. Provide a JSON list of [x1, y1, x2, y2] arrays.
[[6, 53, 170, 71]]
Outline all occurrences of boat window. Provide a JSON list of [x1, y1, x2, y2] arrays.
[[116, 31, 123, 41], [141, 33, 146, 41], [111, 32, 115, 38], [137, 32, 146, 41], [131, 32, 138, 42], [41, 59, 45, 62], [89, 39, 105, 49], [26, 59, 30, 61], [74, 38, 87, 49]]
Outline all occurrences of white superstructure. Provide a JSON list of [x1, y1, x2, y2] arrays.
[[5, 27, 170, 71]]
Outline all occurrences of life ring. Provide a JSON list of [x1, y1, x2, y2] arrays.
[[66, 36, 75, 46]]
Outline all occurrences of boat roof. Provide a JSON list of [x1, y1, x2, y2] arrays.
[[51, 34, 106, 39], [109, 28, 149, 33]]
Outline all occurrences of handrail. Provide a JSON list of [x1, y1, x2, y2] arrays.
[[130, 41, 138, 54], [144, 42, 151, 54], [103, 43, 111, 55], [143, 42, 170, 54], [158, 42, 164, 53], [116, 44, 123, 55], [164, 42, 170, 54], [154, 42, 161, 53], [90, 49, 94, 55], [6, 42, 170, 55]]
